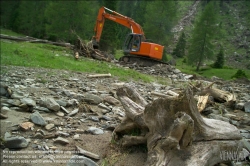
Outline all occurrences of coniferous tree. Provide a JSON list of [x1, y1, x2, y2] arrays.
[[213, 47, 224, 68], [45, 1, 97, 43], [187, 2, 218, 71], [172, 32, 186, 58], [0, 1, 20, 31], [143, 1, 177, 45], [17, 1, 47, 38]]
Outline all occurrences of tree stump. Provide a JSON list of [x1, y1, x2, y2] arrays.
[[113, 83, 242, 166]]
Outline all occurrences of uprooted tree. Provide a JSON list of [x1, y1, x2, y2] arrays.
[[113, 83, 242, 166]]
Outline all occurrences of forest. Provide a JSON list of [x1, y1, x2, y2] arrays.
[[1, 0, 250, 71]]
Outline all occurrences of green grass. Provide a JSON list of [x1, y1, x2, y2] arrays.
[[0, 39, 168, 83], [175, 57, 250, 80]]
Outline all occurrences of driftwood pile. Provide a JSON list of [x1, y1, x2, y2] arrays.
[[113, 83, 242, 166], [74, 35, 113, 62]]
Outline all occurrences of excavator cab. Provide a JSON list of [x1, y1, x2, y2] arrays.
[[123, 33, 142, 54]]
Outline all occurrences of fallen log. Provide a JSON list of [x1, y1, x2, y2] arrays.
[[0, 34, 74, 48], [113, 83, 242, 166], [191, 81, 236, 107]]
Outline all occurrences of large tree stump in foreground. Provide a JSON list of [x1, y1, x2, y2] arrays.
[[113, 84, 242, 166]]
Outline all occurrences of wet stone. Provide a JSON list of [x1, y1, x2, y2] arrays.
[[56, 100, 68, 107], [84, 93, 102, 105], [56, 111, 64, 117], [30, 111, 47, 126], [35, 106, 51, 113], [19, 122, 34, 131], [54, 137, 69, 145], [11, 91, 29, 99], [89, 116, 99, 122], [244, 101, 250, 113], [39, 97, 60, 112], [21, 98, 36, 107], [4, 136, 29, 149], [87, 127, 104, 135], [34, 133, 44, 139], [6, 99, 21, 106], [45, 123, 55, 131]]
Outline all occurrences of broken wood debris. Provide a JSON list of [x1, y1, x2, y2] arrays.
[[87, 73, 111, 78]]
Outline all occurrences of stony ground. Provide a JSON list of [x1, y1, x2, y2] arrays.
[[0, 64, 250, 166]]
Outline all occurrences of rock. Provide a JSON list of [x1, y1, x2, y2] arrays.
[[68, 109, 79, 117], [34, 133, 44, 139], [54, 137, 69, 145], [67, 155, 98, 166], [35, 106, 51, 113], [56, 100, 67, 107], [39, 97, 60, 111], [30, 111, 47, 126], [244, 101, 250, 113], [1, 106, 11, 114], [207, 113, 230, 123], [45, 123, 55, 131], [63, 90, 76, 97], [21, 98, 36, 107], [103, 96, 120, 105], [6, 99, 21, 106], [57, 131, 70, 137], [4, 135, 29, 149], [235, 102, 245, 110], [241, 139, 250, 152], [56, 112, 64, 117], [19, 122, 34, 131], [101, 115, 112, 121], [0, 84, 9, 97], [11, 91, 28, 99], [0, 113, 8, 119], [89, 116, 99, 122], [87, 127, 104, 135], [241, 133, 250, 139], [67, 99, 79, 106], [184, 75, 194, 80], [73, 134, 80, 140], [84, 93, 103, 104], [172, 68, 181, 74]]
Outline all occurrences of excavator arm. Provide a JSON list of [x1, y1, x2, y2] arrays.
[[92, 6, 145, 48]]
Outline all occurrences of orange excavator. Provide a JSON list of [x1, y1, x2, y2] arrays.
[[91, 6, 165, 66]]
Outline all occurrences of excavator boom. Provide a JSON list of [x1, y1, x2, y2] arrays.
[[93, 6, 145, 45]]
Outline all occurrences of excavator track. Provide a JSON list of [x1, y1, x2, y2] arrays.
[[119, 54, 168, 67]]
